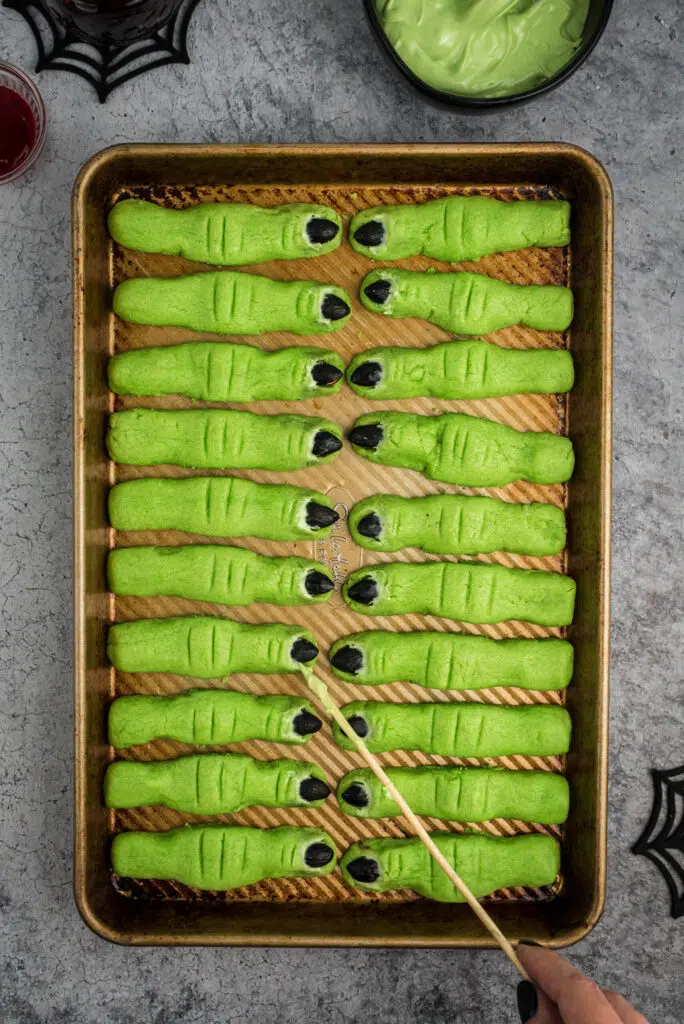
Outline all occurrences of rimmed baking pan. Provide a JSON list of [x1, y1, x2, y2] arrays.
[[73, 143, 612, 946]]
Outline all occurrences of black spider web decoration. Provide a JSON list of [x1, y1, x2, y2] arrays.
[[3, 0, 203, 102], [633, 764, 684, 919]]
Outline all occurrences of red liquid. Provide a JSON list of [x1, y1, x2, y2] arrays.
[[0, 86, 37, 176]]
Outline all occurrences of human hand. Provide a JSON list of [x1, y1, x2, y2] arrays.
[[516, 944, 649, 1023]]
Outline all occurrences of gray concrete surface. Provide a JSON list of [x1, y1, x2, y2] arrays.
[[1, 1, 682, 1021]]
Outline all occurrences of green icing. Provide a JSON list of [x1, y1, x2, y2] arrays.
[[112, 825, 336, 890], [346, 339, 574, 399], [350, 411, 574, 486], [108, 689, 319, 747], [109, 342, 344, 401], [374, 0, 589, 100], [334, 701, 572, 756], [337, 766, 569, 823], [360, 268, 573, 334], [106, 409, 342, 470], [108, 199, 342, 266], [349, 493, 566, 556], [107, 616, 317, 677], [340, 832, 560, 901], [108, 477, 336, 541], [113, 271, 351, 335], [350, 195, 570, 261], [342, 562, 576, 625], [105, 753, 328, 813], [329, 631, 573, 691], [107, 546, 333, 607]]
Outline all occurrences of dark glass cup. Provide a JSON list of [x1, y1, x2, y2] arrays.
[[41, 0, 184, 45]]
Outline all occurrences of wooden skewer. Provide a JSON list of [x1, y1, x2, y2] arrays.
[[301, 666, 530, 981]]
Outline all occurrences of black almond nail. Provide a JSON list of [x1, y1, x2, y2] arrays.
[[349, 423, 383, 451], [356, 512, 382, 540], [305, 502, 339, 529], [307, 217, 340, 244], [347, 576, 378, 606], [341, 782, 369, 808], [321, 293, 350, 322], [291, 637, 319, 663], [312, 430, 342, 458], [305, 569, 334, 596], [293, 709, 323, 736], [346, 856, 379, 883], [305, 842, 334, 868], [517, 981, 538, 1023], [347, 714, 369, 738], [364, 279, 391, 305], [311, 361, 343, 387], [330, 645, 364, 675], [354, 220, 385, 248], [299, 776, 331, 802], [350, 361, 382, 388]]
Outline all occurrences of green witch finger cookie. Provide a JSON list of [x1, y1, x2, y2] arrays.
[[346, 339, 574, 400], [349, 493, 566, 556], [105, 753, 330, 813], [333, 701, 572, 757], [113, 271, 351, 335], [108, 546, 334, 606], [108, 342, 344, 401], [329, 632, 573, 691], [108, 477, 339, 540], [340, 833, 560, 901], [343, 562, 576, 626], [337, 766, 569, 824], [112, 825, 336, 890], [108, 689, 322, 748], [349, 411, 574, 486], [106, 409, 342, 470], [350, 195, 570, 263], [109, 199, 342, 266], [107, 616, 319, 677], [360, 269, 573, 335]]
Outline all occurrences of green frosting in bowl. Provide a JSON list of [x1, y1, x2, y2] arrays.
[[375, 0, 590, 99]]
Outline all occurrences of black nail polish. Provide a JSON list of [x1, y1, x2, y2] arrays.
[[291, 637, 319, 663], [299, 777, 331, 802], [354, 221, 385, 248], [293, 709, 323, 736], [321, 293, 350, 321], [341, 782, 369, 808], [356, 512, 382, 540], [311, 361, 343, 387], [330, 645, 364, 675], [517, 981, 538, 1023], [305, 502, 339, 529], [364, 279, 391, 305], [307, 218, 340, 244], [350, 361, 382, 388], [346, 856, 379, 883], [349, 423, 383, 451], [305, 842, 334, 868], [347, 576, 378, 605], [347, 714, 369, 738], [305, 569, 334, 596], [312, 430, 342, 458]]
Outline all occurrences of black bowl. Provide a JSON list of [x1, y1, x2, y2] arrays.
[[365, 0, 614, 110]]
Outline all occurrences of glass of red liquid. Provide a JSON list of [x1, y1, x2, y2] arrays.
[[0, 62, 46, 185]]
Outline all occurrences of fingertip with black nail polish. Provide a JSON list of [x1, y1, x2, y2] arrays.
[[517, 980, 538, 1023]]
